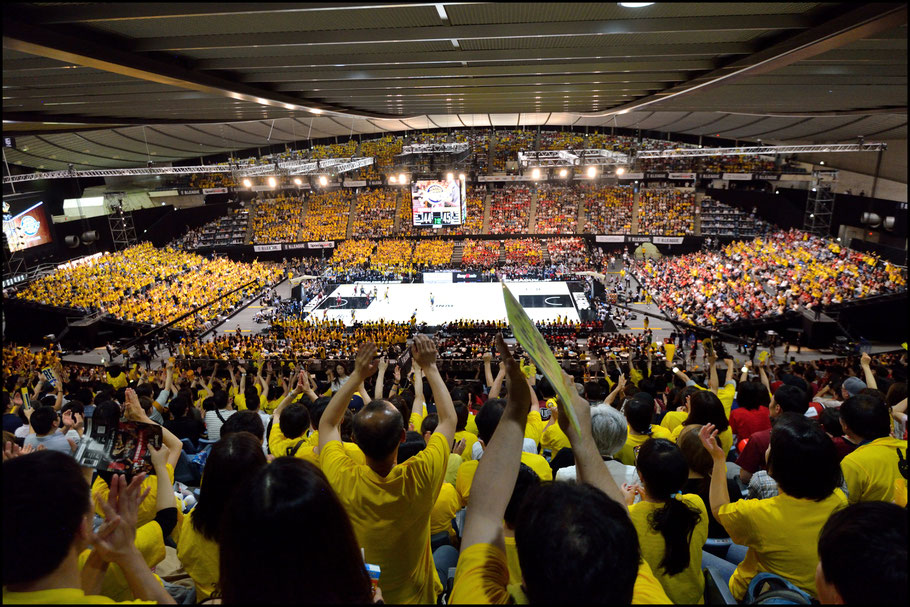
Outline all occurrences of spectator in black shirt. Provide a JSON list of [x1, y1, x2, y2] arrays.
[[164, 395, 204, 449]]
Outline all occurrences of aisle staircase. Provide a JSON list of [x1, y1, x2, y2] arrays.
[[344, 192, 357, 239], [576, 194, 587, 234], [451, 241, 464, 264], [296, 194, 307, 242], [244, 199, 257, 244], [481, 193, 493, 234], [541, 240, 551, 264], [392, 190, 404, 234], [497, 241, 506, 264], [631, 189, 641, 235], [527, 188, 539, 232]]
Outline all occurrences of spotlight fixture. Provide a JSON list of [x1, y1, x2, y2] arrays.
[[319, 175, 328, 187], [616, 166, 626, 176], [293, 178, 303, 186], [587, 166, 597, 178], [267, 176, 277, 188], [399, 173, 407, 184], [458, 173, 465, 181], [559, 168, 568, 178], [446, 172, 454, 181], [242, 178, 252, 188], [389, 175, 398, 184], [531, 168, 541, 180]]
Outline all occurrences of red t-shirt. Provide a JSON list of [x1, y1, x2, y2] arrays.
[[729, 406, 771, 441], [735, 428, 771, 474], [831, 436, 859, 462]]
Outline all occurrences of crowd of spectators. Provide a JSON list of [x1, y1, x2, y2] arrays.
[[488, 185, 531, 234], [638, 189, 695, 236], [461, 239, 501, 268], [539, 130, 584, 151], [359, 135, 403, 181], [534, 184, 580, 234], [493, 130, 535, 172], [412, 240, 455, 267], [370, 239, 414, 273], [546, 237, 589, 270], [171, 209, 249, 250], [189, 172, 237, 190], [633, 229, 908, 326], [351, 189, 399, 239], [503, 238, 543, 265], [329, 239, 376, 271], [582, 184, 634, 234], [250, 195, 304, 243], [5, 327, 904, 605], [300, 191, 352, 241]]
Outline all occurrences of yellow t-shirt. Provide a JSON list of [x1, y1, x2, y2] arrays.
[[430, 482, 464, 538], [77, 522, 166, 602], [618, 426, 673, 466], [466, 413, 479, 437], [629, 495, 709, 604], [455, 452, 553, 505], [267, 423, 305, 458], [660, 410, 688, 433], [541, 423, 571, 457], [503, 535, 523, 587], [106, 372, 128, 390], [446, 453, 463, 486], [524, 411, 546, 447], [92, 464, 179, 539], [449, 542, 671, 604], [840, 436, 908, 504], [409, 410, 424, 432], [176, 510, 219, 602], [454, 430, 479, 463], [894, 477, 907, 508], [716, 489, 847, 600], [320, 433, 450, 604], [2, 588, 153, 604], [671, 424, 734, 456]]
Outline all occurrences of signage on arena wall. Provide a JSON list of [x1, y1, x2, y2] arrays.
[[424, 272, 453, 284], [307, 241, 335, 249], [627, 236, 652, 244], [148, 190, 179, 197], [283, 242, 308, 251], [453, 272, 484, 282], [755, 174, 779, 181], [668, 172, 696, 180], [177, 188, 202, 195], [2, 274, 27, 288], [723, 173, 753, 181], [595, 235, 625, 243], [699, 173, 722, 180], [202, 187, 228, 194], [645, 172, 668, 180], [250, 185, 277, 192], [617, 172, 644, 180], [478, 175, 534, 182], [653, 236, 685, 245], [253, 244, 282, 252], [343, 180, 367, 188]]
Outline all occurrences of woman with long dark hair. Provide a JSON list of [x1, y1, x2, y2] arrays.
[[218, 458, 377, 604], [625, 438, 708, 604], [177, 432, 267, 601], [672, 390, 733, 454]]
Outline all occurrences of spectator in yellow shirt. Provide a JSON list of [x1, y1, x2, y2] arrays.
[[177, 432, 266, 602], [319, 336, 457, 605], [698, 414, 846, 601], [839, 394, 908, 503], [218, 458, 376, 603], [815, 501, 907, 605], [2, 450, 175, 604], [451, 336, 668, 604]]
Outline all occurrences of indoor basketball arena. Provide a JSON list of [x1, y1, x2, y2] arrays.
[[2, 3, 907, 605]]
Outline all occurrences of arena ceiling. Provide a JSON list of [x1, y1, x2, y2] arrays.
[[2, 2, 907, 175]]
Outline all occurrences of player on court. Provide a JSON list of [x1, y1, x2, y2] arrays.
[[429, 292, 435, 309]]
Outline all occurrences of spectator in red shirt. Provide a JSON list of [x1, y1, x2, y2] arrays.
[[729, 381, 771, 441], [736, 384, 808, 484]]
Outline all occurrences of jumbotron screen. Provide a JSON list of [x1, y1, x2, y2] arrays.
[[3, 197, 53, 252], [411, 179, 466, 227]]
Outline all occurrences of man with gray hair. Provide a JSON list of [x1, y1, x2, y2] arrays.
[[555, 404, 640, 488]]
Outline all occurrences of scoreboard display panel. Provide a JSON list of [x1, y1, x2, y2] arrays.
[[411, 179, 466, 227]]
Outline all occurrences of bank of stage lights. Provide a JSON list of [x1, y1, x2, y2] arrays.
[[527, 166, 617, 180], [240, 176, 331, 189], [388, 173, 409, 184]]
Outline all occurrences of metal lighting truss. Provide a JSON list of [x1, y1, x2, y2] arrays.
[[518, 149, 631, 168], [803, 170, 837, 237], [635, 143, 887, 159], [3, 157, 375, 184], [400, 143, 469, 154]]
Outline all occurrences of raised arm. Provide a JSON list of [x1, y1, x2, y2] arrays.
[[604, 373, 626, 407], [860, 352, 878, 391], [374, 358, 388, 401], [488, 363, 506, 400], [698, 423, 731, 518], [461, 334, 531, 552], [413, 334, 455, 444], [740, 360, 752, 384], [272, 371, 306, 423], [708, 354, 719, 393], [757, 360, 771, 395], [483, 351, 494, 387], [125, 388, 182, 470], [319, 344, 378, 450], [723, 357, 736, 390]]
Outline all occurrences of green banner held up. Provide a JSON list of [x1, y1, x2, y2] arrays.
[[501, 281, 581, 436]]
